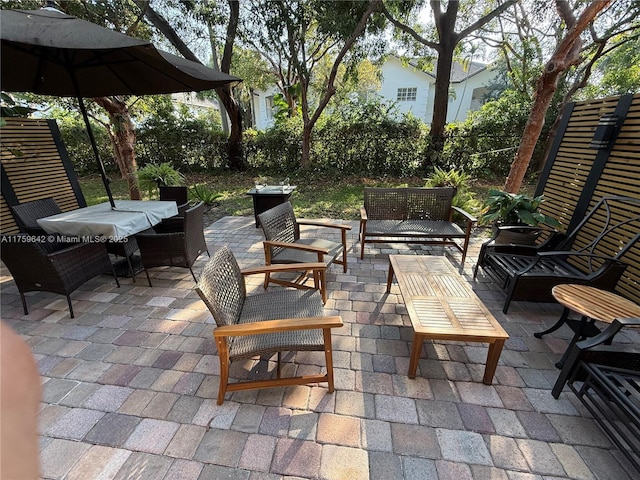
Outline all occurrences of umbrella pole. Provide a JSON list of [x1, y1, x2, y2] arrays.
[[76, 95, 116, 209]]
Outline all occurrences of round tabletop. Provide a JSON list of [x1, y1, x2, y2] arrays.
[[552, 284, 640, 324]]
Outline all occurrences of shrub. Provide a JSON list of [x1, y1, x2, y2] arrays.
[[137, 163, 184, 198], [424, 167, 478, 214]]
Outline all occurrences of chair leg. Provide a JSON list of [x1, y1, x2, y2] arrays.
[[66, 295, 74, 318], [263, 271, 271, 290], [276, 351, 282, 379], [125, 255, 136, 283], [19, 292, 28, 315], [189, 267, 197, 283], [323, 329, 335, 392], [216, 337, 230, 405], [341, 230, 348, 273], [144, 269, 153, 287]]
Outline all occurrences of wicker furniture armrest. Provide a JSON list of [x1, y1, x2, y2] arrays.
[[451, 206, 477, 223], [297, 219, 352, 231], [263, 240, 329, 255], [241, 262, 326, 276], [213, 316, 343, 337]]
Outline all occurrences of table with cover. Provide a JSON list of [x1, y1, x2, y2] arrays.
[[37, 200, 178, 238]]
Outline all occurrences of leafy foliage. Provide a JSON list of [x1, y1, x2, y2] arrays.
[[189, 184, 221, 206], [424, 167, 478, 213], [443, 89, 556, 177], [137, 163, 185, 198], [478, 189, 560, 227]]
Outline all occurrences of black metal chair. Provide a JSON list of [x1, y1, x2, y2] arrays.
[[0, 235, 120, 318], [551, 317, 640, 471], [257, 201, 352, 303], [195, 245, 343, 405], [135, 201, 209, 286], [474, 196, 640, 313]]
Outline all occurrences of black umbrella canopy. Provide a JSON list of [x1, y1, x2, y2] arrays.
[[1, 9, 241, 96], [1, 8, 240, 208]]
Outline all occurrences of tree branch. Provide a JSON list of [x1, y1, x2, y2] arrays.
[[380, 1, 439, 51]]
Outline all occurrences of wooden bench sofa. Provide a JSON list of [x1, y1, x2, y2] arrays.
[[359, 187, 476, 269]]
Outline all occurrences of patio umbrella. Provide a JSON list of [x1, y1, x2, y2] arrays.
[[0, 7, 240, 208]]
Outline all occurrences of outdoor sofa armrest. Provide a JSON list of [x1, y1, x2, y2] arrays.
[[451, 206, 477, 224], [213, 316, 343, 338]]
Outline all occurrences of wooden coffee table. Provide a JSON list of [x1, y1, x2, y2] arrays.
[[387, 255, 509, 384]]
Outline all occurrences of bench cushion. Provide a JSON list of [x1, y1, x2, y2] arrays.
[[364, 220, 465, 238]]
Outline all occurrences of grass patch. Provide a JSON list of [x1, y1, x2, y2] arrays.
[[79, 171, 534, 220]]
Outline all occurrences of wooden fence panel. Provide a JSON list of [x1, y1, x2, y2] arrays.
[[536, 94, 640, 304], [1, 118, 85, 235]]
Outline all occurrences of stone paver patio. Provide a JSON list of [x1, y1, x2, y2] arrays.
[[1, 215, 639, 479]]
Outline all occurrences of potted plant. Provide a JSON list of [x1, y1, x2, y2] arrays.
[[137, 162, 185, 199], [478, 189, 561, 244]]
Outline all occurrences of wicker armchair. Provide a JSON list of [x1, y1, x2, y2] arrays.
[[257, 201, 352, 303], [135, 201, 209, 286], [10, 197, 62, 237], [159, 186, 190, 231], [195, 246, 343, 405], [0, 235, 119, 318]]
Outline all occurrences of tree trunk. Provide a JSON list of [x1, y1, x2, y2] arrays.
[[92, 97, 142, 200], [504, 0, 611, 192], [301, 122, 312, 170], [141, 0, 245, 171]]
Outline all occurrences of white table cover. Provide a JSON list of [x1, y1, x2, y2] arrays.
[[37, 200, 179, 239]]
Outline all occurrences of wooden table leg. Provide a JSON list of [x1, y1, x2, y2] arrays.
[[408, 333, 424, 379], [386, 262, 395, 293], [483, 338, 505, 385]]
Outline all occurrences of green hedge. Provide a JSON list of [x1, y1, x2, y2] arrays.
[[57, 94, 553, 179]]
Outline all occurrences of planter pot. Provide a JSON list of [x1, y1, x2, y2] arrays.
[[492, 224, 542, 246]]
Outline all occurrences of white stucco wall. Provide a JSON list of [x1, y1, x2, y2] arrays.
[[250, 57, 495, 130], [379, 57, 431, 122], [446, 68, 494, 123]]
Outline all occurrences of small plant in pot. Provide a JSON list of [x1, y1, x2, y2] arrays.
[[137, 162, 185, 199], [478, 189, 561, 244]]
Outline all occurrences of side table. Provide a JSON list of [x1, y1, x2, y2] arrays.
[[246, 185, 296, 227], [541, 284, 640, 368]]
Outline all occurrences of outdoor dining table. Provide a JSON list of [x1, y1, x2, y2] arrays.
[[36, 200, 179, 278], [36, 200, 178, 239]]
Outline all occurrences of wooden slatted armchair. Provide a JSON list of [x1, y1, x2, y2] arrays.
[[474, 196, 640, 313], [0, 235, 119, 318], [135, 201, 209, 286], [195, 246, 343, 405], [257, 201, 352, 303]]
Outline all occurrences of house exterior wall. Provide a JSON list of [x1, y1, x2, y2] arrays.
[[250, 57, 495, 130], [446, 69, 494, 123], [379, 57, 430, 121]]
